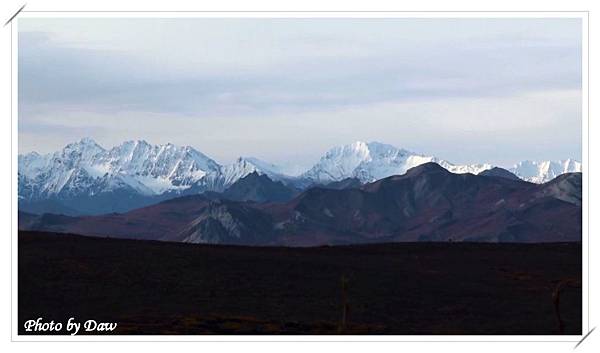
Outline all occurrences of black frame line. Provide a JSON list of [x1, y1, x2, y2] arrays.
[[4, 4, 26, 27]]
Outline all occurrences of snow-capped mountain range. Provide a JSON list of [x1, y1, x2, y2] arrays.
[[301, 141, 494, 183], [300, 141, 581, 184], [18, 138, 581, 215], [18, 138, 282, 200]]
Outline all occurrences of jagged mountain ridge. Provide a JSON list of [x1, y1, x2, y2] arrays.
[[18, 138, 220, 198], [18, 138, 582, 215], [18, 138, 297, 214]]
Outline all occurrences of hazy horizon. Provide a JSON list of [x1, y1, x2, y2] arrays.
[[18, 17, 582, 168]]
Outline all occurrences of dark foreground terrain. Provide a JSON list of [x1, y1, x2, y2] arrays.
[[19, 231, 581, 335]]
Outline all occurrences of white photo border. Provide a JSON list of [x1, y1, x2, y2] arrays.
[[10, 10, 590, 342]]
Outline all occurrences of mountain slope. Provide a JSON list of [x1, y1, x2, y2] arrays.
[[220, 172, 299, 203], [323, 178, 363, 190], [536, 172, 582, 206], [21, 163, 582, 246], [166, 200, 275, 245], [478, 167, 521, 181], [279, 163, 581, 244], [20, 195, 213, 241]]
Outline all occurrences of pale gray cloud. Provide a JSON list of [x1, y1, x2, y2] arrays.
[[18, 17, 582, 168]]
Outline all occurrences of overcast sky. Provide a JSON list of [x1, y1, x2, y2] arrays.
[[18, 17, 582, 169]]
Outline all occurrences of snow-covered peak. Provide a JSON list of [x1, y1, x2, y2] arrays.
[[303, 141, 491, 183], [510, 159, 582, 183], [303, 141, 376, 182], [209, 157, 300, 192], [18, 138, 105, 181], [63, 137, 102, 149], [61, 137, 105, 161], [18, 139, 222, 197], [18, 151, 45, 178], [363, 141, 412, 157], [78, 137, 102, 146], [64, 137, 104, 152], [118, 139, 151, 149], [218, 157, 262, 187], [302, 141, 493, 183]]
